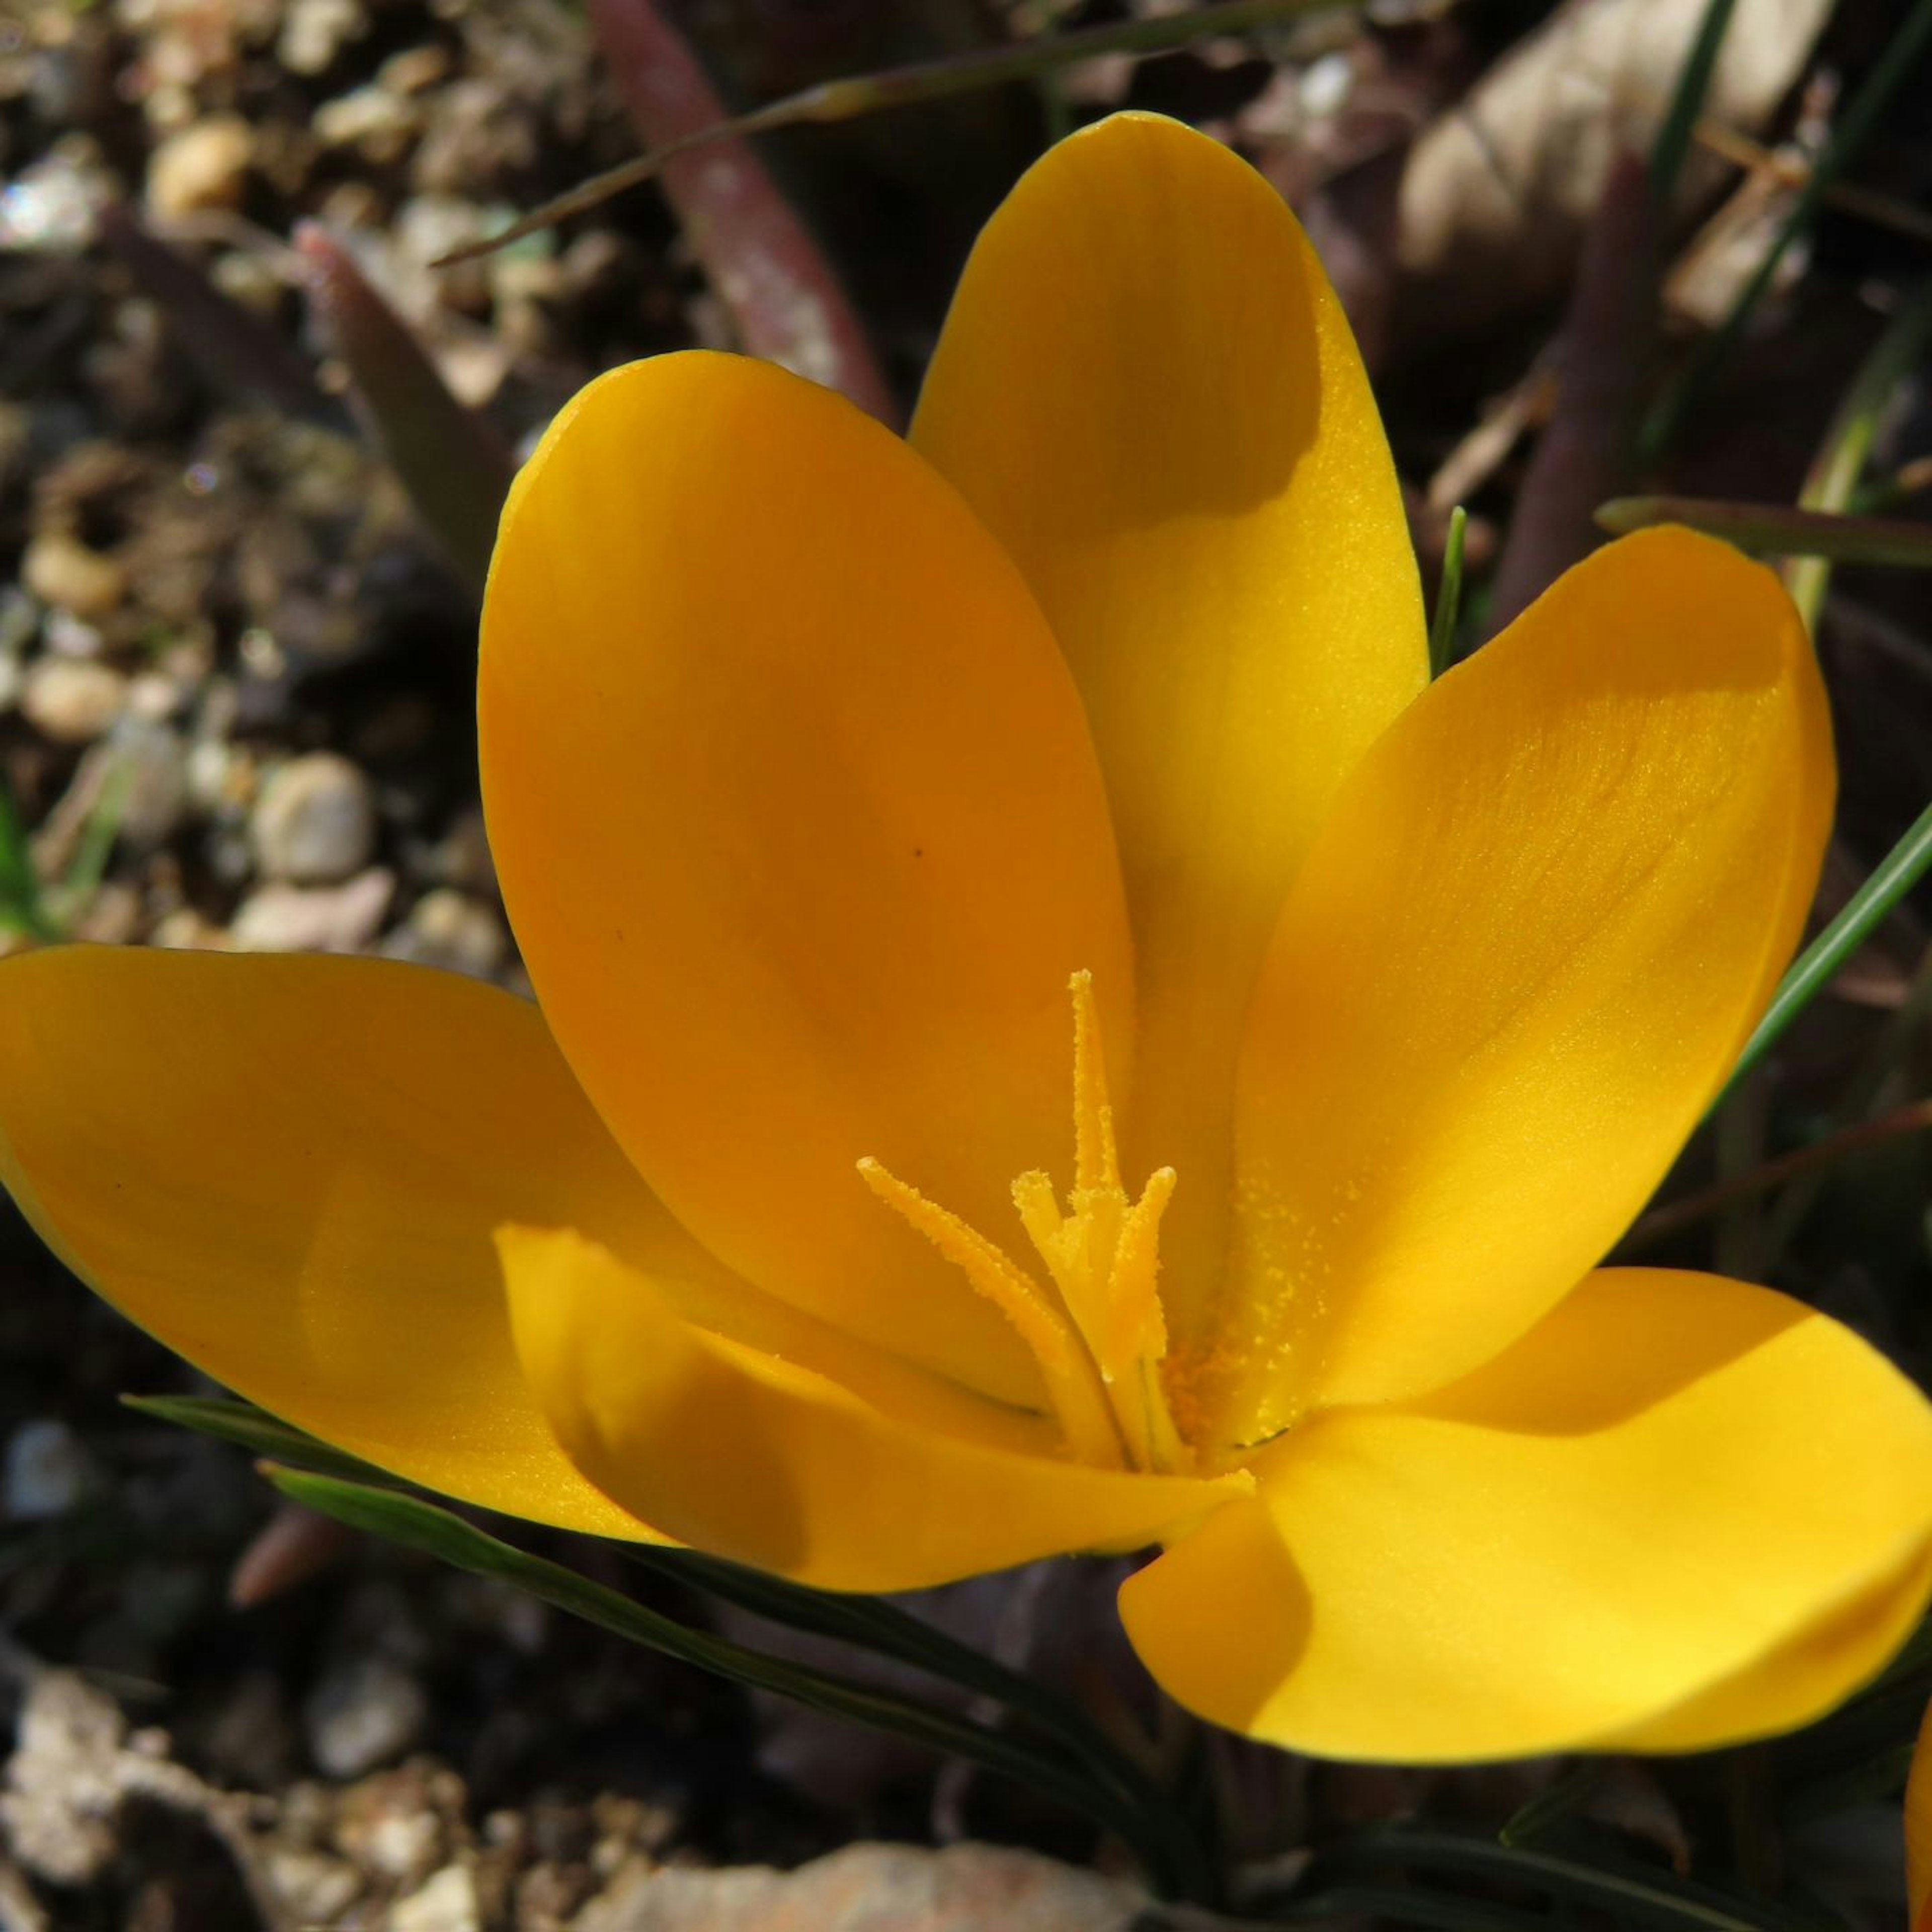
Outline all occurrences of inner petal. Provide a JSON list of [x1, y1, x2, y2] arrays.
[[480, 352, 1135, 1408]]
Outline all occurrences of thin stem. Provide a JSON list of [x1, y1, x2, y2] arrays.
[[1314, 1826, 1813, 1932], [1427, 506, 1468, 678], [1648, 0, 1737, 211], [434, 0, 1373, 264], [1595, 496, 1932, 570], [1630, 1096, 1932, 1247], [1713, 797, 1932, 1111], [1787, 282, 1932, 627], [1759, 935, 1932, 1263], [618, 1543, 1214, 1899]]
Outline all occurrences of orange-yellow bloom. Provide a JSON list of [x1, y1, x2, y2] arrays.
[[3, 112, 1929, 1762]]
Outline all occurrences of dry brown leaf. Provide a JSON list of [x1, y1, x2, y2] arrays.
[[1392, 0, 1831, 348]]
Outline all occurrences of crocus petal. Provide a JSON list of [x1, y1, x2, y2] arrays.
[[1119, 1269, 1932, 1762], [481, 351, 1133, 1407], [0, 944, 690, 1536], [1909, 1701, 1932, 1930], [502, 1226, 1246, 1592], [1201, 529, 1832, 1439], [912, 112, 1426, 1334]]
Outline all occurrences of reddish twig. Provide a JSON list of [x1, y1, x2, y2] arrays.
[[1487, 152, 1661, 633], [1628, 1096, 1932, 1248], [588, 0, 895, 423]]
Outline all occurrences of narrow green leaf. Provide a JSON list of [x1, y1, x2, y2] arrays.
[[624, 1544, 1211, 1898], [1595, 496, 1932, 570], [1498, 1762, 1604, 1848], [262, 1466, 1191, 1895], [1318, 1826, 1818, 1932], [1427, 505, 1468, 678], [120, 1393, 393, 1487], [50, 759, 131, 925], [1648, 0, 1738, 210], [297, 224, 516, 598], [1714, 796, 1932, 1108], [1274, 1884, 1558, 1932], [0, 775, 55, 941], [1641, 0, 1932, 462], [1786, 282, 1932, 627], [127, 1393, 1210, 1894]]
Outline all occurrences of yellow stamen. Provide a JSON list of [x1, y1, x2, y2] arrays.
[[1069, 968, 1118, 1193], [857, 972, 1192, 1474], [857, 1157, 1121, 1467]]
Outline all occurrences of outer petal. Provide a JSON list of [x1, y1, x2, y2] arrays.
[[0, 945, 694, 1536], [480, 351, 1133, 1407], [503, 1227, 1247, 1592], [1119, 1269, 1932, 1763], [912, 113, 1427, 1333], [1203, 528, 1833, 1439]]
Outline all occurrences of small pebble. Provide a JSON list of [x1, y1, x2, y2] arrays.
[[267, 1848, 363, 1924], [392, 1864, 479, 1932], [314, 86, 419, 166], [231, 868, 394, 954], [5, 1419, 99, 1520], [42, 609, 105, 659], [278, 0, 368, 75], [104, 718, 190, 846], [69, 880, 140, 944], [145, 116, 254, 221], [382, 889, 506, 979], [23, 658, 126, 743], [250, 751, 375, 882], [358, 1803, 442, 1883], [22, 531, 125, 619], [303, 1656, 428, 1779], [151, 908, 234, 950]]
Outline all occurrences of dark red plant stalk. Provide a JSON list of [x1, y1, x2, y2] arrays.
[[588, 0, 896, 425]]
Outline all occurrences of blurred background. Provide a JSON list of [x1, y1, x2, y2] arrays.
[[0, 0, 1929, 1925]]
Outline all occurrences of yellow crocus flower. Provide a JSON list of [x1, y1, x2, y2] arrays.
[[3, 112, 1929, 1764]]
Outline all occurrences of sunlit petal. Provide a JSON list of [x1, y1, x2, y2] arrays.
[[1201, 529, 1832, 1439], [1121, 1269, 1932, 1761], [0, 945, 681, 1535], [503, 1226, 1247, 1592]]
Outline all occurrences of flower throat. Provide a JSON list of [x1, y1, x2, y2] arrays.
[[858, 972, 1191, 1474]]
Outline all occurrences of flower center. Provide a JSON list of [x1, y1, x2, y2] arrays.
[[857, 972, 1191, 1474]]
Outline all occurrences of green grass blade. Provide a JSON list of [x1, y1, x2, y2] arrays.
[[1498, 1762, 1604, 1848], [624, 1543, 1211, 1896], [1273, 1885, 1559, 1931], [1787, 281, 1932, 626], [1641, 0, 1932, 464], [1596, 496, 1932, 569], [120, 1393, 395, 1486], [1649, 0, 1738, 210], [1318, 1826, 1818, 1932], [1714, 796, 1932, 1109], [1427, 506, 1469, 678], [438, 0, 1367, 264], [0, 775, 56, 940]]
